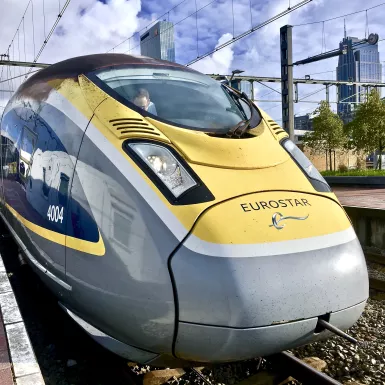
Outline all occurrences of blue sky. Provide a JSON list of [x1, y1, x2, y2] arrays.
[[1, 0, 385, 123]]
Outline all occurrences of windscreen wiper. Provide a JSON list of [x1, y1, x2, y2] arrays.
[[223, 86, 255, 138]]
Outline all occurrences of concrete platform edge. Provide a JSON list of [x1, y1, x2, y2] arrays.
[[0, 254, 45, 385]]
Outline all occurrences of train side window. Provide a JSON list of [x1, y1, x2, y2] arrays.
[[58, 173, 70, 207], [112, 209, 133, 250], [42, 167, 50, 197], [20, 127, 37, 185], [2, 138, 18, 179]]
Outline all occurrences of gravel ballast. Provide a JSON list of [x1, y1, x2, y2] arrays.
[[367, 261, 385, 281], [293, 297, 385, 385]]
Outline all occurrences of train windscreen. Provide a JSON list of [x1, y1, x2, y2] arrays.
[[92, 65, 261, 133]]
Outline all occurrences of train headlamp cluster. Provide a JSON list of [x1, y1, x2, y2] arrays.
[[128, 143, 197, 197], [282, 139, 331, 192]]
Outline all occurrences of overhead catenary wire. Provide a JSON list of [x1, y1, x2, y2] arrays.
[[293, 2, 385, 27], [117, 0, 310, 66], [249, 0, 253, 28], [23, 17, 27, 75], [0, 69, 40, 85], [302, 70, 336, 77], [4, 0, 32, 55], [231, 0, 235, 38], [31, 0, 36, 58], [256, 81, 282, 95], [258, 87, 281, 99], [43, 0, 46, 39], [365, 9, 369, 38], [263, 103, 282, 112], [25, 0, 72, 78], [186, 0, 311, 66], [107, 0, 191, 53], [123, 0, 218, 55], [298, 86, 326, 101], [195, 0, 199, 58]]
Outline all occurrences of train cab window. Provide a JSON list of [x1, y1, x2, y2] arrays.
[[91, 66, 261, 134]]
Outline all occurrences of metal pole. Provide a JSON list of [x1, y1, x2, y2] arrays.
[[326, 84, 330, 104], [280, 25, 294, 140], [250, 81, 254, 101], [0, 60, 50, 68]]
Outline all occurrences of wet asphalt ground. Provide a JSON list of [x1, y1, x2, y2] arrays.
[[0, 219, 137, 385]]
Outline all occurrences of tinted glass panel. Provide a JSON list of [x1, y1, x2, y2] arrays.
[[93, 66, 260, 133]]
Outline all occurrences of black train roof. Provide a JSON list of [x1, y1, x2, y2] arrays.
[[23, 53, 196, 86]]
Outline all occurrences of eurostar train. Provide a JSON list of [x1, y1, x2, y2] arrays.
[[0, 54, 368, 367]]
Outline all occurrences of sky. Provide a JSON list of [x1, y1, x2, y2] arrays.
[[1, 0, 385, 124]]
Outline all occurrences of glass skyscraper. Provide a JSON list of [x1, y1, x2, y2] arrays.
[[336, 35, 381, 117], [140, 21, 175, 62]]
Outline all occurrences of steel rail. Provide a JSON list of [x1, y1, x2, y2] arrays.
[[269, 351, 342, 385]]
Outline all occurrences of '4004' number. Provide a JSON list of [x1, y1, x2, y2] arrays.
[[47, 205, 64, 223]]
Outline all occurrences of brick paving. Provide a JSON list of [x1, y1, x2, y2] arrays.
[[333, 186, 385, 210], [0, 315, 13, 385]]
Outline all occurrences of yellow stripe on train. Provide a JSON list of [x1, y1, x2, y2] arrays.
[[6, 203, 105, 256]]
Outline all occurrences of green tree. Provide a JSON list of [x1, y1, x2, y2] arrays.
[[302, 101, 346, 171], [347, 89, 385, 169]]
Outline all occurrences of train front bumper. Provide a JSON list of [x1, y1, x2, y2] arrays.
[[174, 301, 366, 362], [170, 191, 369, 362]]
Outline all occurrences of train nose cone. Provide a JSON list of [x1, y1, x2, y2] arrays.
[[170, 191, 368, 362]]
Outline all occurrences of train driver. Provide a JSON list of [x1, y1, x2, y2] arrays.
[[132, 88, 157, 115]]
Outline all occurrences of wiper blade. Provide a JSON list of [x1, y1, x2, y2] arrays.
[[226, 119, 250, 138], [224, 88, 255, 138]]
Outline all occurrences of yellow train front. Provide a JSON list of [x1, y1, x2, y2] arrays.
[[0, 54, 368, 366]]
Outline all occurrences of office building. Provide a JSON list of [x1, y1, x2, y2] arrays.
[[140, 21, 175, 62], [336, 34, 381, 117], [294, 114, 313, 131]]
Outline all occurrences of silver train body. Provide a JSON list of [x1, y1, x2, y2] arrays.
[[0, 54, 368, 366]]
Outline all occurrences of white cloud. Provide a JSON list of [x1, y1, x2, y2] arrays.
[[0, 0, 385, 123], [190, 33, 234, 74]]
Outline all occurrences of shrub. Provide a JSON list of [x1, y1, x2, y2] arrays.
[[338, 164, 348, 172]]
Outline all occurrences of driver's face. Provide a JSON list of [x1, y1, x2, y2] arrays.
[[133, 96, 150, 110]]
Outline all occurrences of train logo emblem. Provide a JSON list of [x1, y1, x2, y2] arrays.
[[269, 212, 309, 230]]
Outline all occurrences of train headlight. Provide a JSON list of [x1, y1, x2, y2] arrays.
[[282, 139, 331, 192], [128, 143, 197, 198]]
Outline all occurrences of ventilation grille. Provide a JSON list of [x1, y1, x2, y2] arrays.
[[267, 120, 286, 136], [109, 118, 161, 139]]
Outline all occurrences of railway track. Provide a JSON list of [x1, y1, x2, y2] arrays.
[[121, 354, 344, 385], [365, 252, 385, 292]]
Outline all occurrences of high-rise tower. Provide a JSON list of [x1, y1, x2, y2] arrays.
[[140, 21, 175, 62], [336, 34, 381, 119]]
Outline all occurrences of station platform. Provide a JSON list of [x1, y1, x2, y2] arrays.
[[333, 186, 385, 210], [0, 255, 44, 385]]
